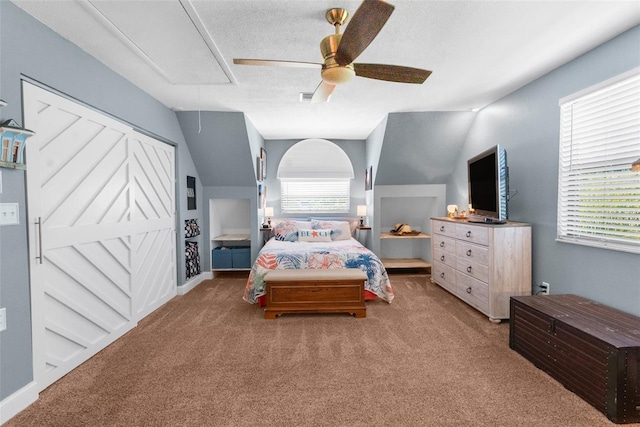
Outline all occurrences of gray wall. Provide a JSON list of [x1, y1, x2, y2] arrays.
[[376, 112, 476, 185], [0, 1, 200, 400], [445, 25, 640, 315], [177, 112, 265, 269], [176, 111, 259, 187], [262, 139, 367, 219]]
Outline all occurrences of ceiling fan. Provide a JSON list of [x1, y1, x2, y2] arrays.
[[233, 0, 432, 103]]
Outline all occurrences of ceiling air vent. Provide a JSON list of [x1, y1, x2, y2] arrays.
[[299, 92, 314, 102]]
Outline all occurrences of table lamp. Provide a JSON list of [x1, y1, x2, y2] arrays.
[[264, 207, 274, 228], [357, 205, 367, 226]]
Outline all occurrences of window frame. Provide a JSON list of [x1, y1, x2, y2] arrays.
[[280, 178, 351, 214], [556, 67, 640, 254]]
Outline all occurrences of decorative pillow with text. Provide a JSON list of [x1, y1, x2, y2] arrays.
[[297, 229, 332, 242]]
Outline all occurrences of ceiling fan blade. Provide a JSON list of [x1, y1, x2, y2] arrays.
[[334, 0, 395, 66], [311, 81, 336, 103], [354, 63, 432, 84], [233, 58, 322, 69]]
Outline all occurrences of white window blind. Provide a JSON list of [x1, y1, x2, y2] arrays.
[[281, 180, 350, 214], [557, 69, 640, 254]]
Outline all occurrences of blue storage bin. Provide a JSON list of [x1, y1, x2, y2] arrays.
[[232, 247, 251, 268], [212, 247, 232, 269]]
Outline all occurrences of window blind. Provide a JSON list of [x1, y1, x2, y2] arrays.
[[557, 69, 640, 254], [281, 180, 350, 214]]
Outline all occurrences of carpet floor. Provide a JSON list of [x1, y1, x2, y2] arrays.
[[6, 272, 636, 427]]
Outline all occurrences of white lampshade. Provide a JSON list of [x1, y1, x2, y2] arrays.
[[264, 207, 274, 217], [356, 205, 367, 216]]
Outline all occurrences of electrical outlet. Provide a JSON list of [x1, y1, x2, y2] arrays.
[[541, 281, 550, 295], [0, 203, 19, 225], [0, 308, 6, 332]]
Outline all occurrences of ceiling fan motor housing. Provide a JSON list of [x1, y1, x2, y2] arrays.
[[320, 34, 355, 85]]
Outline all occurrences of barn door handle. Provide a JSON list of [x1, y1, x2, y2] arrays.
[[35, 217, 43, 264]]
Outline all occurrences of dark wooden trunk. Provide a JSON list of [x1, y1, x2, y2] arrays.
[[510, 294, 640, 424]]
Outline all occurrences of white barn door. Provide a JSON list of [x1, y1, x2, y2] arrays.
[[23, 82, 176, 390], [129, 131, 177, 321]]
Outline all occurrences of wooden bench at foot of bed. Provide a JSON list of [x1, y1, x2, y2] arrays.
[[263, 269, 368, 319]]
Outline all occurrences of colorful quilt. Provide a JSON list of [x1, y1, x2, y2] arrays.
[[243, 238, 394, 304]]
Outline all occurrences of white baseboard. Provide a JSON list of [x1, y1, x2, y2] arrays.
[[177, 271, 212, 295], [0, 381, 39, 425]]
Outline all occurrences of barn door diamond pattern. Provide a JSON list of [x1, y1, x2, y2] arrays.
[[130, 131, 176, 321], [23, 83, 176, 390]]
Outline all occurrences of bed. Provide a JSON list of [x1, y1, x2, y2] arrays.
[[243, 219, 394, 306]]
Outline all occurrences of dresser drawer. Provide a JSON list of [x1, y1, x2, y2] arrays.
[[433, 235, 456, 255], [456, 272, 489, 313], [432, 219, 456, 238], [456, 241, 489, 266], [432, 261, 457, 294], [456, 258, 489, 283], [455, 224, 489, 246], [433, 247, 456, 268]]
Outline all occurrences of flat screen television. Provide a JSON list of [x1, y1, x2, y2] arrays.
[[467, 145, 508, 223]]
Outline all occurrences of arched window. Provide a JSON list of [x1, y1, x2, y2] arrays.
[[277, 139, 354, 214]]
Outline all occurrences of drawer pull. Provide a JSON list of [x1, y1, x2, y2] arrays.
[[440, 272, 445, 279], [467, 266, 472, 273], [466, 230, 472, 238], [466, 287, 472, 294], [466, 249, 472, 256], [440, 255, 445, 261], [440, 226, 445, 232], [440, 241, 445, 247]]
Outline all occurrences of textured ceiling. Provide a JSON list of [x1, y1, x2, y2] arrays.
[[12, 0, 640, 139]]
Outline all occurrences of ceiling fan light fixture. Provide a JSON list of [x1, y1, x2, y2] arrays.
[[321, 66, 355, 85]]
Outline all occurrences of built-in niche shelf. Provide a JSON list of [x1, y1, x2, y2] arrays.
[[209, 198, 251, 272], [373, 185, 446, 272], [379, 231, 432, 269]]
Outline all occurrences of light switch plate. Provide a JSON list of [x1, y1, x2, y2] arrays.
[[0, 203, 19, 225], [0, 308, 6, 332]]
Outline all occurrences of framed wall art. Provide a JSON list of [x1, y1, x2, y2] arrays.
[[187, 176, 196, 210], [365, 166, 372, 191], [260, 147, 267, 181]]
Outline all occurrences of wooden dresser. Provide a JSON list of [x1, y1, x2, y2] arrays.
[[430, 217, 531, 322], [510, 295, 640, 424]]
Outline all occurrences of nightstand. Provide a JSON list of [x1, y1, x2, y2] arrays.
[[260, 227, 273, 246], [356, 225, 371, 246]]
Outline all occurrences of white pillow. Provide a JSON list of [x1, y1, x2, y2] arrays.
[[298, 229, 332, 242]]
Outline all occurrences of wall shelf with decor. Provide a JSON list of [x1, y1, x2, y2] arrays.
[[184, 219, 201, 280], [0, 161, 26, 170], [1, 104, 34, 169]]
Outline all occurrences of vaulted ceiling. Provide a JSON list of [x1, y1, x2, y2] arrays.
[[12, 0, 640, 139]]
